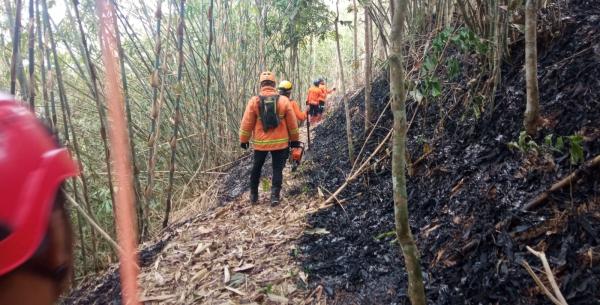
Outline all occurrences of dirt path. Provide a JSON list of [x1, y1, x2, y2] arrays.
[[137, 125, 333, 304], [63, 122, 334, 305], [138, 196, 314, 304]]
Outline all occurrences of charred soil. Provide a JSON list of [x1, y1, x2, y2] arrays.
[[298, 1, 600, 304]]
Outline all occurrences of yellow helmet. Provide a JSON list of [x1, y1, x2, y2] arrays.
[[278, 80, 293, 91]]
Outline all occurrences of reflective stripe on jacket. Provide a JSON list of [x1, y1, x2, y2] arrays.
[[307, 86, 322, 106], [239, 86, 300, 151], [290, 100, 307, 122]]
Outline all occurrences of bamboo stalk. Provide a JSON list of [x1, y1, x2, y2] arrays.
[[72, 0, 117, 211], [41, 0, 101, 271], [64, 192, 121, 253], [27, 0, 35, 109], [10, 0, 23, 95], [145, 0, 165, 210], [163, 0, 187, 228], [335, 0, 355, 162]]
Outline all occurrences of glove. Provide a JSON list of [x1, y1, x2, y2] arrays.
[[240, 142, 249, 150], [290, 141, 301, 148]]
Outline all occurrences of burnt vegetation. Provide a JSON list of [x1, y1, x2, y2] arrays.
[[298, 1, 600, 304]]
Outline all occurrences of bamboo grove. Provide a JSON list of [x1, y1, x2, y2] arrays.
[[0, 0, 341, 277], [2, 0, 545, 290]]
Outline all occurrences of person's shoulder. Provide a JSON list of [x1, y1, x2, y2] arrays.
[[278, 95, 291, 103], [246, 96, 260, 108]]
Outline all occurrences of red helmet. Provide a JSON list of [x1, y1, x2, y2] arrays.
[[0, 96, 78, 276]]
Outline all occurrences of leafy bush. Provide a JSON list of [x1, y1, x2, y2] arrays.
[[509, 132, 585, 165]]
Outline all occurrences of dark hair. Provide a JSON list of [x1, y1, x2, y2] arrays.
[[279, 89, 291, 97], [260, 80, 276, 88]]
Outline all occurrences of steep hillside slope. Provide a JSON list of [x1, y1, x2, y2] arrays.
[[299, 1, 600, 304]]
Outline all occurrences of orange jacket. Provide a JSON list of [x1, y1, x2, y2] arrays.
[[290, 99, 307, 122], [307, 86, 322, 105], [239, 86, 300, 151], [319, 84, 335, 101]]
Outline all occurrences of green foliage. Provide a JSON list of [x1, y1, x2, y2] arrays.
[[451, 28, 489, 54], [567, 135, 584, 165], [423, 77, 442, 98], [302, 184, 310, 194], [423, 56, 436, 72], [509, 132, 585, 165], [447, 58, 460, 80], [270, 0, 333, 48], [374, 230, 396, 241], [431, 28, 453, 54], [417, 27, 489, 101], [291, 247, 299, 257], [262, 283, 274, 294], [92, 188, 113, 215], [508, 131, 539, 152], [261, 178, 271, 192]]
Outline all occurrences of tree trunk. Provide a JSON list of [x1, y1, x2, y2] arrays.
[[390, 0, 427, 304], [256, 0, 266, 71], [523, 0, 540, 135], [335, 0, 354, 162], [27, 0, 35, 109], [164, 0, 186, 228], [36, 0, 50, 124], [364, 5, 373, 130], [204, 0, 214, 162], [352, 0, 359, 87], [5, 0, 29, 97], [310, 35, 315, 78], [10, 0, 23, 95]]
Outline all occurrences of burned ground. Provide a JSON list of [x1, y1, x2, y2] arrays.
[[298, 0, 600, 304]]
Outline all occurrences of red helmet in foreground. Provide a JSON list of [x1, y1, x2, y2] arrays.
[[0, 96, 78, 276]]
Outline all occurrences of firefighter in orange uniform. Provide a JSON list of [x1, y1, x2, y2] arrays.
[[306, 79, 324, 123], [239, 72, 300, 205], [317, 78, 335, 120], [278, 80, 307, 124]]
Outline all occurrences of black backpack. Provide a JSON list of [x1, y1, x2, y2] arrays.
[[258, 95, 280, 131]]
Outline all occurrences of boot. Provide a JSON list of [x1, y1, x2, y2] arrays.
[[250, 187, 259, 204], [270, 187, 281, 206]]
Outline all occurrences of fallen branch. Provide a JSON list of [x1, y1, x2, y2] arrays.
[[521, 260, 563, 305], [323, 128, 393, 206], [63, 191, 122, 253], [524, 154, 600, 211], [320, 186, 348, 216], [351, 100, 391, 172], [521, 246, 569, 305], [351, 100, 419, 173], [200, 153, 252, 174]]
